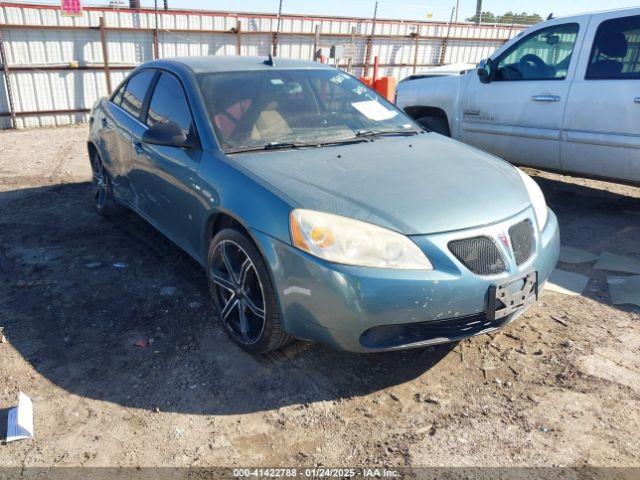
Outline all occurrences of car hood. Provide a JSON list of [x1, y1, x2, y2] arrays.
[[232, 134, 531, 235]]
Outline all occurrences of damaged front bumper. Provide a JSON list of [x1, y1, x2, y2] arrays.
[[252, 207, 560, 353]]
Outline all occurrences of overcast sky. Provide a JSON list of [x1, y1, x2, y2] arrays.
[[12, 0, 640, 22]]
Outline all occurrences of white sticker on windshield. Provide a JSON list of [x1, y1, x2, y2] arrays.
[[351, 100, 398, 121]]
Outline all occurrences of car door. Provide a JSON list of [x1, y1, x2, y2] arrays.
[[134, 70, 203, 254], [107, 69, 157, 208], [459, 19, 586, 170], [561, 11, 640, 183]]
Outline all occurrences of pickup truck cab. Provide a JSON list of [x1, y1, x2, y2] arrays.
[[396, 8, 640, 184]]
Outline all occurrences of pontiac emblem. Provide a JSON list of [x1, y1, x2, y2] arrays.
[[498, 232, 512, 256]]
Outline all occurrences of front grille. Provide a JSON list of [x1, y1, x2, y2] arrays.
[[448, 236, 506, 276], [509, 219, 535, 265]]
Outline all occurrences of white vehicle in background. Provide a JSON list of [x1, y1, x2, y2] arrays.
[[396, 8, 640, 184], [402, 63, 477, 81]]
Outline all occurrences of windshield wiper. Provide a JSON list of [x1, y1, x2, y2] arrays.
[[226, 141, 317, 154], [355, 129, 419, 139]]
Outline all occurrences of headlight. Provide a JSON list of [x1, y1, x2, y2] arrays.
[[516, 168, 549, 229], [289, 209, 433, 270]]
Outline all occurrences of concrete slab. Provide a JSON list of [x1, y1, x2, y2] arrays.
[[544, 269, 590, 296], [594, 251, 640, 275], [607, 276, 640, 307]]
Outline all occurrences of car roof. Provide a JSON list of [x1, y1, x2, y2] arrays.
[[142, 55, 334, 74]]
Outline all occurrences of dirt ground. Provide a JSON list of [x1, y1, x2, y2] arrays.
[[0, 125, 639, 470]]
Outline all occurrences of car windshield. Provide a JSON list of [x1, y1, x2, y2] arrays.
[[196, 69, 419, 152]]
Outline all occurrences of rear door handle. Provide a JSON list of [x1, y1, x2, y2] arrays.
[[532, 95, 561, 102], [133, 141, 144, 155], [634, 97, 640, 104]]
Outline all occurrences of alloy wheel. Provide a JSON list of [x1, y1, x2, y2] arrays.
[[210, 240, 266, 345], [91, 154, 108, 209]]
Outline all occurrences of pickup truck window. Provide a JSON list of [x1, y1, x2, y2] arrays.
[[494, 23, 579, 81], [586, 15, 640, 80]]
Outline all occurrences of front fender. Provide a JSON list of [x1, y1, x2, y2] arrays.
[[396, 74, 469, 138]]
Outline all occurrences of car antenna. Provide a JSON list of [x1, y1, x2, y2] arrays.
[[264, 54, 275, 67], [547, 13, 554, 20]]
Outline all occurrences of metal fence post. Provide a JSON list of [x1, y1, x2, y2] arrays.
[[312, 24, 320, 61], [99, 17, 112, 94], [235, 20, 242, 55], [0, 31, 17, 129]]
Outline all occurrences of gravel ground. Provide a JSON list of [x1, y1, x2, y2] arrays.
[[0, 125, 639, 470]]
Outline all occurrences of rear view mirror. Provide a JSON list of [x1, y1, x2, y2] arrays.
[[477, 58, 493, 84], [142, 121, 193, 149]]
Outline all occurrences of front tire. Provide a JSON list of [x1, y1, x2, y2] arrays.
[[207, 228, 292, 354]]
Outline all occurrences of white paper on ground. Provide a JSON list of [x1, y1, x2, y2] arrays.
[[558, 245, 599, 264], [6, 392, 34, 443], [544, 269, 590, 296], [607, 276, 640, 307], [594, 251, 640, 275], [351, 100, 398, 121]]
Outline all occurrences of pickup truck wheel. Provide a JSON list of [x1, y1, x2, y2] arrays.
[[416, 116, 451, 137]]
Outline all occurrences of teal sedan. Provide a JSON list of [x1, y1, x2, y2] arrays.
[[87, 56, 560, 354]]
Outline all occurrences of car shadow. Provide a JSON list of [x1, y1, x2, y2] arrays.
[[531, 172, 640, 313], [0, 182, 454, 416]]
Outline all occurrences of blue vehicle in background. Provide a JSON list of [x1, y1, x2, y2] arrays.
[[87, 55, 559, 354]]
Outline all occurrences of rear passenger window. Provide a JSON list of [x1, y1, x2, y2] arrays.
[[120, 70, 156, 119], [146, 72, 194, 137], [586, 15, 640, 79]]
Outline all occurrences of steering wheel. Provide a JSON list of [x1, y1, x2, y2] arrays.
[[518, 54, 548, 76]]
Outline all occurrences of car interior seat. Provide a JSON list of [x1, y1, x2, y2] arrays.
[[589, 31, 628, 77], [250, 101, 292, 140]]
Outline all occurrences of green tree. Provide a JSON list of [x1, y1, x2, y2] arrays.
[[466, 11, 542, 25]]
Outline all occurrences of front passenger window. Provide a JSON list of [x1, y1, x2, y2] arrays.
[[494, 23, 579, 81], [146, 72, 194, 138]]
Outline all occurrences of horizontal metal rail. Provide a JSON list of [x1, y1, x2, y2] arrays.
[[0, 23, 511, 42]]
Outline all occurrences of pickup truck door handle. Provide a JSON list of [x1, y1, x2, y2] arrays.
[[133, 141, 144, 155], [532, 95, 561, 102], [634, 97, 640, 104]]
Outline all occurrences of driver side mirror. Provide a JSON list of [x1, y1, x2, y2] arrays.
[[477, 58, 493, 84], [142, 121, 196, 149]]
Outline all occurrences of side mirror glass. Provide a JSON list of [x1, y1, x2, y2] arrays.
[[477, 58, 493, 84], [142, 121, 193, 148]]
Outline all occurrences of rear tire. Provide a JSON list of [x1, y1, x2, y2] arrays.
[[207, 228, 292, 354], [89, 150, 121, 216], [416, 115, 451, 137]]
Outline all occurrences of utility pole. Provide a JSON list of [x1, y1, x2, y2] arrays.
[[364, 0, 378, 77], [273, 0, 283, 56], [475, 0, 483, 24], [455, 0, 459, 23]]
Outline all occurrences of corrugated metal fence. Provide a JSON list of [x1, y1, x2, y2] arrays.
[[0, 2, 525, 129]]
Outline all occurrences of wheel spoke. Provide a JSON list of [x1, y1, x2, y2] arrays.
[[243, 295, 265, 319], [220, 296, 239, 321], [239, 258, 252, 289], [211, 270, 235, 293], [238, 302, 250, 341], [220, 243, 238, 283]]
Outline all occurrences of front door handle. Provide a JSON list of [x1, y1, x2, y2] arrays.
[[133, 141, 144, 155], [532, 94, 561, 102], [634, 97, 640, 104]]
